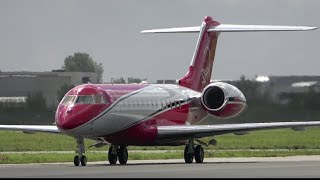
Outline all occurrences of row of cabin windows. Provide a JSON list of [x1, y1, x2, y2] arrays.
[[61, 95, 187, 109], [118, 99, 186, 109]]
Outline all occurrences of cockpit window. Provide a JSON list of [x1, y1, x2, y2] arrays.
[[75, 95, 108, 104], [61, 95, 77, 105], [76, 96, 94, 104], [61, 95, 108, 105]]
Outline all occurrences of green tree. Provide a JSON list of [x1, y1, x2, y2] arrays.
[[128, 77, 142, 84], [94, 62, 104, 83], [57, 83, 75, 102], [112, 77, 125, 84], [234, 75, 260, 102], [62, 52, 104, 83]]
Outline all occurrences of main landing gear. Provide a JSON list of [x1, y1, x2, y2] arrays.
[[74, 137, 87, 166], [108, 145, 128, 165], [184, 139, 204, 163]]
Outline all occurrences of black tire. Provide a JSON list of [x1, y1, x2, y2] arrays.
[[108, 146, 118, 165], [80, 155, 87, 166], [118, 147, 128, 165], [194, 145, 204, 163], [74, 155, 80, 166], [184, 145, 194, 163]]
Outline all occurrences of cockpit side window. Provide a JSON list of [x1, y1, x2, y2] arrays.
[[94, 94, 108, 104]]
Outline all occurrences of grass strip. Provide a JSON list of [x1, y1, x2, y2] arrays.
[[1, 150, 320, 164], [1, 127, 320, 151]]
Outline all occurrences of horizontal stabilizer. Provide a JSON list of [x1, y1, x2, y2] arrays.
[[141, 26, 201, 33], [209, 24, 317, 32], [141, 24, 317, 33]]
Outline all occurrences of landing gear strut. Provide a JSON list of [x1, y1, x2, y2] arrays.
[[184, 139, 204, 163], [74, 137, 87, 166], [108, 145, 128, 165]]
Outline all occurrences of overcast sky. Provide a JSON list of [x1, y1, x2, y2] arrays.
[[0, 0, 319, 83]]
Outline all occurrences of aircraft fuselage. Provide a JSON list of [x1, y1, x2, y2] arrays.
[[55, 83, 209, 145]]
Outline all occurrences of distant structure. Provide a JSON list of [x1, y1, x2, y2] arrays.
[[157, 76, 320, 105], [255, 75, 320, 104], [0, 71, 98, 109], [156, 79, 178, 84]]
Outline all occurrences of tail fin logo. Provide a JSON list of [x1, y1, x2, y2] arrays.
[[201, 68, 209, 85], [201, 45, 212, 86]]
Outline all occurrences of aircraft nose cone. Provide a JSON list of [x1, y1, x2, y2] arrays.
[[55, 105, 72, 130], [55, 103, 109, 130]]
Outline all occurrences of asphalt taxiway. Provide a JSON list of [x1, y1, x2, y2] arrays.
[[1, 156, 320, 178]]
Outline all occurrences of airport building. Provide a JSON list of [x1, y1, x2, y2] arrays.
[[0, 71, 98, 109], [255, 75, 320, 104]]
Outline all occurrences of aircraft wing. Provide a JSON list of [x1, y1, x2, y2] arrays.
[[0, 125, 61, 134], [157, 121, 320, 140]]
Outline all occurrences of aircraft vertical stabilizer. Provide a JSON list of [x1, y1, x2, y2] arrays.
[[141, 16, 317, 92]]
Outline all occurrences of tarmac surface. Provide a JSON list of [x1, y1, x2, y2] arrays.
[[1, 156, 320, 178]]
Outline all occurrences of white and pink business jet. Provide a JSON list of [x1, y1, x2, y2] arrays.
[[1, 16, 319, 166]]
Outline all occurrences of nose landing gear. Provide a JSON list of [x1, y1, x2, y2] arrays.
[[74, 137, 87, 166]]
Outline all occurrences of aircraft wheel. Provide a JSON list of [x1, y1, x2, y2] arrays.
[[118, 146, 128, 164], [184, 145, 194, 163], [80, 155, 87, 166], [194, 145, 204, 163], [74, 155, 80, 166], [108, 146, 118, 164]]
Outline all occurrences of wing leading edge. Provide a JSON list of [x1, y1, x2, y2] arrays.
[[157, 121, 320, 140], [0, 125, 60, 134]]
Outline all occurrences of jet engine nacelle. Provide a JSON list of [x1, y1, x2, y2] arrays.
[[201, 82, 247, 119]]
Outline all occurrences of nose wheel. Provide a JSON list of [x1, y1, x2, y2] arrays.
[[74, 137, 87, 166]]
